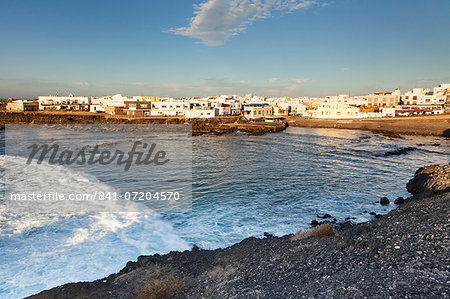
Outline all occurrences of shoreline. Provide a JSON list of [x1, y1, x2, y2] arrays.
[[0, 112, 287, 136], [288, 114, 450, 138], [2, 111, 450, 138], [29, 164, 450, 298]]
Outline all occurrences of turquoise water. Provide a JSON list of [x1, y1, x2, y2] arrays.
[[1, 127, 449, 298]]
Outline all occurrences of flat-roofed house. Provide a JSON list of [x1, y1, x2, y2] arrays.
[[310, 102, 360, 119], [123, 100, 152, 117], [366, 89, 402, 107], [38, 94, 90, 110], [242, 103, 273, 119], [6, 100, 39, 112]]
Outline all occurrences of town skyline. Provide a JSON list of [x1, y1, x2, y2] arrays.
[[3, 83, 449, 100], [1, 0, 449, 98]]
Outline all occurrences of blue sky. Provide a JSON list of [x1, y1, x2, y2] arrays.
[[1, 0, 449, 98]]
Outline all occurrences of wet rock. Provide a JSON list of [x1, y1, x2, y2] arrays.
[[317, 214, 332, 219], [369, 212, 376, 216], [310, 220, 319, 227], [263, 232, 273, 238], [380, 197, 390, 205], [394, 197, 405, 205], [384, 147, 417, 156]]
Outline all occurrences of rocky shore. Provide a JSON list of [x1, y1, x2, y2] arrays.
[[289, 114, 450, 138], [0, 112, 287, 136], [29, 164, 449, 299]]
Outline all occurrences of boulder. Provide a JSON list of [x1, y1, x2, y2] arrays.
[[406, 164, 450, 195], [394, 197, 405, 205], [380, 197, 390, 205]]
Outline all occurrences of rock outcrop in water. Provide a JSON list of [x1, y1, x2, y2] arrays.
[[383, 146, 417, 156], [0, 112, 287, 136], [29, 164, 450, 298]]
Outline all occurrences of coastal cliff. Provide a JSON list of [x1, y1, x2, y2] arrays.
[[29, 164, 449, 298]]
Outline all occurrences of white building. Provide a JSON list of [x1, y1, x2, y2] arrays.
[[38, 94, 90, 110], [310, 102, 360, 119], [150, 99, 189, 116], [184, 109, 219, 118], [381, 107, 396, 117], [242, 104, 273, 119], [403, 84, 448, 106]]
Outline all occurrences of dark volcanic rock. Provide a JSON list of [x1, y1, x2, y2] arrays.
[[406, 164, 450, 195], [310, 220, 319, 227], [380, 197, 390, 205], [384, 146, 417, 156], [394, 197, 405, 205], [317, 213, 332, 219]]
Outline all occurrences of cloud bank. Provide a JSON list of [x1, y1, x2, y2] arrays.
[[170, 0, 321, 46]]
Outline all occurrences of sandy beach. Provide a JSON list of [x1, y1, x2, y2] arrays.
[[289, 114, 450, 137]]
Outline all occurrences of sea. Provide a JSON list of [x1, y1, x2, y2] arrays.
[[0, 126, 449, 298]]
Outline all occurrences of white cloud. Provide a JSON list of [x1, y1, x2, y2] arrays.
[[291, 78, 311, 84], [72, 81, 90, 87], [341, 67, 351, 72], [170, 0, 321, 46], [266, 77, 280, 83]]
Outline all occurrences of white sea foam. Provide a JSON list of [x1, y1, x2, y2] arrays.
[[0, 155, 189, 298]]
